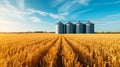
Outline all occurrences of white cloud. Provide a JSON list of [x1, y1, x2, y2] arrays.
[[108, 13, 120, 17], [92, 1, 120, 7], [0, 4, 25, 21], [4, 0, 16, 10], [0, 6, 8, 13], [18, 0, 25, 9], [59, 12, 69, 16], [0, 0, 65, 23], [38, 11, 48, 16], [78, 0, 90, 6], [49, 13, 65, 20], [25, 9, 37, 15], [0, 18, 29, 32], [30, 16, 42, 23], [91, 13, 120, 25], [26, 9, 65, 20], [106, 1, 120, 5], [51, 0, 64, 7], [25, 9, 48, 16], [0, 0, 65, 32], [59, 0, 90, 12], [71, 8, 93, 19], [107, 20, 120, 24], [58, 0, 76, 13], [0, 0, 44, 32], [0, 19, 23, 25]]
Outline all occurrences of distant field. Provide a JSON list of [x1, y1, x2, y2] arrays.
[[0, 34, 120, 67]]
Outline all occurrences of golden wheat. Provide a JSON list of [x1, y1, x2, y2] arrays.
[[0, 33, 120, 67]]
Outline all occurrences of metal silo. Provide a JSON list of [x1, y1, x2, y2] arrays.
[[86, 21, 94, 33], [55, 22, 64, 34], [65, 21, 75, 34], [64, 24, 66, 33], [75, 21, 85, 33]]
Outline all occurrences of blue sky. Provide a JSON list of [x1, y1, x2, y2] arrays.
[[0, 0, 120, 32]]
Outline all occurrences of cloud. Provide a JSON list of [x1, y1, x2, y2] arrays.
[[92, 0, 120, 7], [18, 0, 25, 9], [0, 0, 26, 21], [0, 0, 66, 32], [0, 0, 44, 32], [107, 20, 120, 24], [26, 9, 48, 16], [78, 0, 90, 6], [59, 12, 69, 16], [58, 0, 76, 12], [30, 16, 42, 23], [1, 0, 65, 22], [71, 8, 93, 19], [91, 13, 120, 25], [51, 0, 64, 7], [58, 0, 90, 12], [26, 9, 65, 20], [49, 13, 65, 20], [106, 1, 120, 5], [0, 18, 29, 32], [108, 13, 120, 17]]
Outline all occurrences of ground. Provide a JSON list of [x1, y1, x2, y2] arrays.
[[0, 33, 120, 67]]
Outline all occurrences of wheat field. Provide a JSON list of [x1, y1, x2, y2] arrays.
[[0, 33, 120, 67]]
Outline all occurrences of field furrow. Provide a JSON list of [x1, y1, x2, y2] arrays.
[[64, 35, 120, 67], [0, 34, 120, 67], [64, 36, 92, 67], [25, 36, 59, 67], [0, 35, 58, 67], [39, 36, 61, 67], [61, 36, 81, 67]]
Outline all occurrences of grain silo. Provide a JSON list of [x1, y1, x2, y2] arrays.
[[55, 22, 64, 34], [75, 21, 85, 33], [64, 24, 66, 33], [66, 21, 75, 34], [86, 21, 94, 33]]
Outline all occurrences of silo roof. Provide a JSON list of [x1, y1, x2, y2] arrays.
[[66, 21, 73, 24], [56, 21, 63, 25], [86, 21, 94, 24], [76, 21, 83, 24]]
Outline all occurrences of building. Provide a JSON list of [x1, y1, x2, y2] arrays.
[[55, 22, 64, 34], [86, 21, 94, 33], [55, 21, 94, 34], [75, 21, 85, 33], [65, 21, 75, 34]]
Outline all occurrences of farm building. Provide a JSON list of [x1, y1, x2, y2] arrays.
[[65, 21, 75, 34], [75, 21, 85, 33], [55, 21, 94, 34], [55, 22, 64, 34], [86, 21, 94, 33]]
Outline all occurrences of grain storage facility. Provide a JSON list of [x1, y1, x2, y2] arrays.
[[86, 21, 94, 33], [55, 21, 94, 34], [64, 24, 66, 33], [75, 21, 85, 33], [65, 21, 75, 34], [55, 22, 64, 34]]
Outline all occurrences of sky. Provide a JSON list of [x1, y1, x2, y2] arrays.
[[0, 0, 120, 32]]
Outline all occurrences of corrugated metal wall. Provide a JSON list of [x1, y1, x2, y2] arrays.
[[55, 21, 94, 34], [65, 22, 75, 34], [76, 21, 85, 33], [55, 22, 64, 34], [86, 21, 94, 33]]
